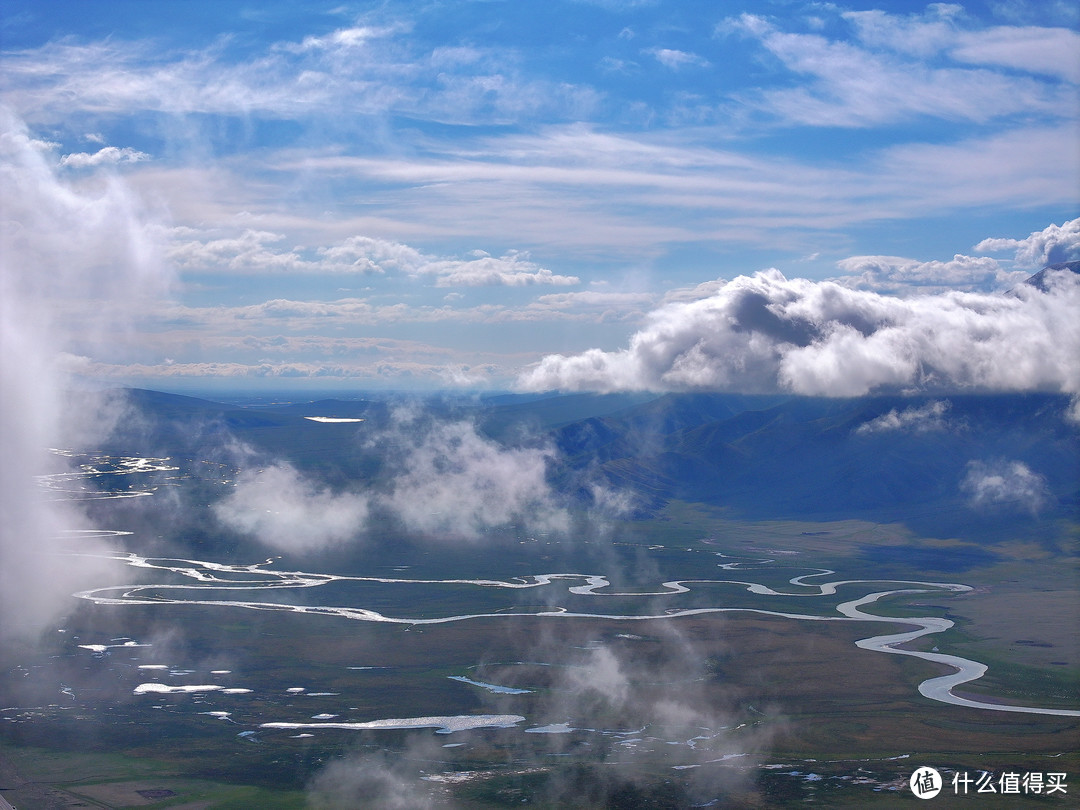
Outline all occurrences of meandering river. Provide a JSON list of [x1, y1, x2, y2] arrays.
[[73, 551, 1080, 718]]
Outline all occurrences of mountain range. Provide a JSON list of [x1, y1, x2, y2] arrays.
[[104, 384, 1077, 546]]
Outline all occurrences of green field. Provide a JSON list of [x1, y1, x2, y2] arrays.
[[2, 501, 1077, 807]]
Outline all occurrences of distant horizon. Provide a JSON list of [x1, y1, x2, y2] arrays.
[[79, 383, 1080, 408]]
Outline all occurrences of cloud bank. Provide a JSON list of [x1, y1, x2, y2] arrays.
[[518, 267, 1080, 413]]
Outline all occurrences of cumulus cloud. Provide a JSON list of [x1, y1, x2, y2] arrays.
[[377, 413, 570, 539], [59, 146, 150, 168], [517, 267, 1080, 407], [961, 459, 1049, 513], [855, 400, 952, 435], [215, 410, 571, 549], [832, 254, 1026, 293], [166, 229, 323, 274], [213, 462, 370, 552], [316, 235, 425, 274], [422, 251, 579, 287], [1, 107, 171, 639], [974, 217, 1080, 269]]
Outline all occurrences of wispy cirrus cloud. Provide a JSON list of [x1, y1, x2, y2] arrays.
[[79, 359, 510, 387], [0, 21, 598, 128], [260, 122, 1077, 250], [720, 7, 1078, 127], [165, 292, 648, 329], [844, 7, 1080, 82], [646, 48, 708, 69], [166, 227, 577, 285]]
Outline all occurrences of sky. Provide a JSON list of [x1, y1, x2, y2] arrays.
[[1, 0, 1079, 393]]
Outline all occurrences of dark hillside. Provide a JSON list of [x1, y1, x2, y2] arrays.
[[552, 392, 1079, 540], [103, 387, 1077, 545]]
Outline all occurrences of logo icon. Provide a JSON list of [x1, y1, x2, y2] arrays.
[[910, 766, 942, 799]]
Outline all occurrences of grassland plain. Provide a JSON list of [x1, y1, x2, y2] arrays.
[[1, 501, 1077, 807]]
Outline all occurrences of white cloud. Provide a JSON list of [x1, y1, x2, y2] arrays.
[[307, 749, 440, 810], [842, 6, 962, 57], [0, 24, 598, 128], [59, 146, 150, 168], [214, 462, 370, 551], [166, 228, 576, 285], [518, 266, 1080, 403], [647, 48, 709, 69], [855, 400, 952, 435], [154, 293, 622, 334], [284, 24, 403, 54], [85, 358, 511, 387], [377, 415, 569, 539], [951, 25, 1080, 83], [565, 646, 630, 704], [872, 125, 1079, 213], [214, 412, 571, 548], [421, 251, 579, 287], [974, 218, 1080, 269], [529, 290, 655, 311], [262, 123, 1077, 255], [0, 107, 172, 639], [832, 254, 1027, 293], [316, 235, 425, 274], [961, 459, 1049, 512], [724, 9, 1075, 127], [167, 229, 322, 274]]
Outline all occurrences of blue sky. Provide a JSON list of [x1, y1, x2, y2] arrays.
[[1, 0, 1078, 391]]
